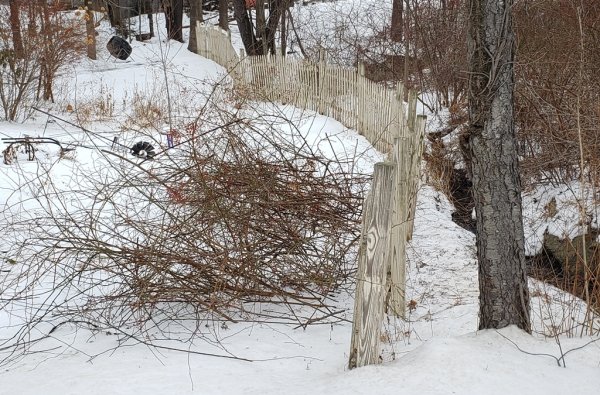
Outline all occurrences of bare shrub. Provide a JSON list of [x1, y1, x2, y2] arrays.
[[411, 0, 467, 110], [515, 0, 600, 184], [0, 7, 40, 120], [74, 92, 115, 125], [0, 2, 85, 120], [291, 1, 392, 67], [0, 101, 370, 364], [292, 1, 467, 112]]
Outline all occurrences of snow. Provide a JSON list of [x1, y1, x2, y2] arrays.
[[1, 6, 599, 395], [3, 324, 600, 395], [522, 181, 600, 256]]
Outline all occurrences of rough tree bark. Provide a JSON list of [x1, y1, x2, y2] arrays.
[[467, 0, 531, 332], [9, 0, 24, 57], [85, 1, 97, 60], [280, 0, 287, 55], [265, 0, 285, 54], [39, 0, 54, 101], [255, 0, 267, 47], [187, 0, 203, 53], [391, 0, 403, 42], [232, 0, 259, 55], [218, 0, 229, 31], [162, 0, 184, 42]]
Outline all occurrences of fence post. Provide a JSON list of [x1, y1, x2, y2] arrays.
[[407, 89, 417, 133], [386, 137, 410, 317], [349, 162, 396, 369], [356, 62, 365, 136], [406, 115, 426, 240], [236, 48, 246, 83], [203, 23, 210, 59], [395, 83, 405, 137], [318, 49, 326, 115]]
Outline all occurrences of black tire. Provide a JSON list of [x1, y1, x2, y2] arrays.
[[107, 36, 133, 61], [130, 141, 156, 159]]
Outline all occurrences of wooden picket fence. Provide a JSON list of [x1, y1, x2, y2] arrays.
[[196, 23, 426, 370], [194, 24, 239, 70]]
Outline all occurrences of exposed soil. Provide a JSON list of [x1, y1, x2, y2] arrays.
[[448, 168, 475, 233], [526, 234, 600, 312]]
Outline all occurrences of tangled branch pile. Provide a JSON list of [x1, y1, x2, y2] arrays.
[[0, 112, 370, 353]]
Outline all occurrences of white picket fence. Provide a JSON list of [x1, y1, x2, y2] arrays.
[[234, 54, 409, 153], [196, 23, 426, 369], [194, 24, 239, 70]]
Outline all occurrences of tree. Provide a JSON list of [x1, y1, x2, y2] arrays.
[[466, 0, 531, 331], [9, 0, 23, 57], [264, 0, 287, 54], [85, 1, 97, 60], [0, 1, 84, 118], [187, 0, 203, 53], [218, 0, 229, 31], [232, 0, 288, 56], [162, 0, 184, 42], [391, 0, 403, 42], [233, 0, 260, 55]]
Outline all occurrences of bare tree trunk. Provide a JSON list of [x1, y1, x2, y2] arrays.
[[162, 0, 184, 42], [39, 0, 54, 101], [188, 0, 203, 53], [280, 1, 287, 55], [106, 2, 120, 28], [218, 0, 229, 31], [232, 0, 259, 55], [391, 0, 403, 42], [85, 1, 97, 60], [265, 0, 285, 55], [402, 0, 410, 99], [255, 0, 267, 48], [148, 11, 155, 37], [9, 0, 24, 58], [467, 0, 531, 332]]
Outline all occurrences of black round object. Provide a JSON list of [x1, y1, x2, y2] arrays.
[[202, 0, 219, 11], [130, 141, 156, 159], [107, 36, 132, 61]]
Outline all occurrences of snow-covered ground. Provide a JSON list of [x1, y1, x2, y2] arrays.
[[0, 5, 599, 395]]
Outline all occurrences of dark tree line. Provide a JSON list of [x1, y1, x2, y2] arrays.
[[162, 0, 184, 42], [90, 1, 292, 57], [233, 0, 290, 56]]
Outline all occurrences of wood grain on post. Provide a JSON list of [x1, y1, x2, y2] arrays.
[[349, 162, 396, 369], [407, 89, 418, 133], [386, 138, 410, 317], [317, 49, 326, 115], [406, 114, 427, 240], [395, 83, 407, 138]]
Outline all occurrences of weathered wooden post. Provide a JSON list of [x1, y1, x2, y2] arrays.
[[395, 83, 406, 137], [406, 114, 427, 240], [235, 48, 246, 85], [356, 62, 366, 136], [386, 137, 410, 317], [317, 49, 326, 115], [349, 162, 396, 369], [407, 89, 418, 133]]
